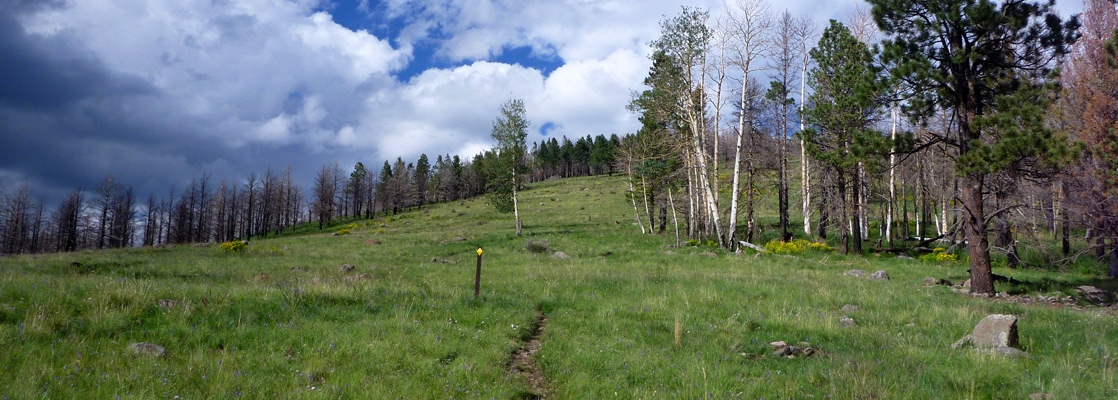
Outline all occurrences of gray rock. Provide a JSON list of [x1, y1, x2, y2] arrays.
[[868, 270, 890, 281], [953, 314, 1019, 350], [345, 273, 371, 282], [339, 264, 356, 273], [841, 304, 861, 313], [839, 316, 856, 327], [551, 251, 570, 259], [843, 269, 867, 278], [897, 254, 914, 260], [769, 341, 788, 351], [1077, 286, 1115, 303], [129, 342, 166, 357], [453, 237, 467, 242], [924, 277, 951, 286], [156, 299, 180, 310]]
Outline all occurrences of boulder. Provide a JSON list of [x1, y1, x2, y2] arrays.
[[129, 342, 166, 357], [339, 264, 356, 273], [1076, 286, 1115, 303], [868, 270, 890, 281], [843, 269, 867, 278], [953, 314, 1020, 352], [551, 251, 571, 259]]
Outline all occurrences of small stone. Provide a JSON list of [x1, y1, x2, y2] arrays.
[[290, 267, 307, 272], [129, 342, 166, 357], [868, 270, 889, 281], [663, 251, 676, 255], [839, 316, 856, 327], [453, 237, 467, 242], [156, 299, 180, 310], [551, 251, 570, 259], [1029, 394, 1053, 400], [339, 264, 356, 273], [699, 251, 716, 257], [897, 254, 914, 260], [843, 269, 867, 278], [1077, 286, 1115, 303], [364, 239, 381, 245], [345, 273, 371, 282], [923, 277, 941, 286], [841, 304, 861, 313]]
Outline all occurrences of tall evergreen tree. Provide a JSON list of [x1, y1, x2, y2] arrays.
[[801, 20, 887, 255], [871, 0, 1079, 294]]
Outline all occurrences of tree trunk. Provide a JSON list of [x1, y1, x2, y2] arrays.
[[1109, 240, 1118, 279], [800, 56, 812, 236], [513, 171, 522, 237], [668, 187, 680, 247], [626, 159, 646, 234], [851, 169, 862, 254], [962, 174, 994, 295]]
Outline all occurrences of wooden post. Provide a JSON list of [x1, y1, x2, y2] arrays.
[[474, 247, 483, 298]]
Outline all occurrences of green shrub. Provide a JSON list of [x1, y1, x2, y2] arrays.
[[219, 240, 246, 253], [336, 229, 351, 236], [686, 239, 700, 247], [525, 240, 550, 254]]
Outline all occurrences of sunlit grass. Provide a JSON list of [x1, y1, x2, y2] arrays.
[[1, 175, 1115, 398]]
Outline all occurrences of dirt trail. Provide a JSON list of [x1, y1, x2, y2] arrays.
[[508, 310, 551, 399]]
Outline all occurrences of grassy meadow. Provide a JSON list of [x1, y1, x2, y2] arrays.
[[1, 174, 1116, 399]]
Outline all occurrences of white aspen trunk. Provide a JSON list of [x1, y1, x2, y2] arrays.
[[887, 101, 896, 243], [687, 156, 695, 238], [692, 132, 724, 245], [669, 187, 681, 247], [799, 56, 811, 236], [626, 160, 646, 234], [513, 169, 521, 237], [859, 162, 867, 240], [641, 173, 652, 234], [729, 82, 747, 248]]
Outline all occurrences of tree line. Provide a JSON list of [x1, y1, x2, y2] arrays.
[[623, 0, 1117, 294]]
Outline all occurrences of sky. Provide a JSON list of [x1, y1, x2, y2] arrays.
[[0, 0, 1084, 205]]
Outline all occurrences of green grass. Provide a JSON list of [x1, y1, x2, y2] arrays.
[[1, 175, 1116, 398]]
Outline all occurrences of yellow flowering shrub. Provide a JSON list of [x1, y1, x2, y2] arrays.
[[764, 239, 830, 254], [919, 247, 958, 262], [219, 240, 246, 253]]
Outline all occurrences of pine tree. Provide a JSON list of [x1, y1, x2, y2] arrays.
[[871, 0, 1079, 294]]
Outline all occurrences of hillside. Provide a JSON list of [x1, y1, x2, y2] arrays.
[[1, 174, 1116, 398]]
